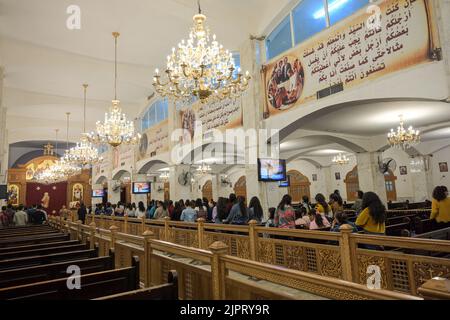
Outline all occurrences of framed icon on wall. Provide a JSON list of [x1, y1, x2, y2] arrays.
[[335, 172, 341, 180], [439, 162, 448, 173], [399, 166, 408, 175]]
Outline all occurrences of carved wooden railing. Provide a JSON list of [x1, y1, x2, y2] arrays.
[[49, 216, 423, 300], [52, 214, 450, 297]]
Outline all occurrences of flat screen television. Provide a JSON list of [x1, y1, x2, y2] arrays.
[[258, 159, 287, 182], [92, 189, 105, 198], [132, 182, 151, 194], [0, 185, 7, 200], [279, 176, 290, 188]]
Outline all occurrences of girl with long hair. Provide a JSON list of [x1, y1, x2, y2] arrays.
[[274, 195, 296, 229], [356, 192, 386, 234], [315, 193, 332, 219], [248, 196, 264, 223], [308, 209, 331, 230]]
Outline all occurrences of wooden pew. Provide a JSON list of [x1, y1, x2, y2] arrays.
[[0, 256, 140, 300], [0, 225, 54, 233], [0, 251, 115, 288], [94, 270, 178, 300], [0, 234, 69, 248], [0, 240, 80, 254], [0, 249, 98, 271], [386, 221, 410, 237], [0, 243, 88, 260], [0, 229, 59, 239]]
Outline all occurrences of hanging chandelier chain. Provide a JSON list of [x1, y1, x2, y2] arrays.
[[66, 112, 70, 150], [197, 0, 202, 14], [83, 84, 88, 133], [113, 32, 120, 101]]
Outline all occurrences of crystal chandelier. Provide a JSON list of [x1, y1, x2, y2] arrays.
[[66, 84, 103, 166], [332, 153, 350, 165], [387, 115, 421, 149], [35, 129, 65, 184], [86, 32, 141, 148], [159, 171, 170, 182], [152, 0, 251, 103], [58, 112, 82, 177], [196, 163, 212, 174]]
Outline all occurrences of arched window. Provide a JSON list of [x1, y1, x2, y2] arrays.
[[287, 170, 311, 203], [202, 180, 213, 202], [141, 99, 169, 131], [234, 176, 247, 200]]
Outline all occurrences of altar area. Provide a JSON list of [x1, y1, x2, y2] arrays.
[[7, 155, 92, 214]]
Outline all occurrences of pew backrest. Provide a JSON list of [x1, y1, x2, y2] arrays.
[[0, 249, 98, 271], [0, 240, 80, 254], [0, 255, 115, 288], [0, 256, 139, 300], [0, 234, 69, 248], [0, 243, 88, 260], [93, 270, 178, 300]]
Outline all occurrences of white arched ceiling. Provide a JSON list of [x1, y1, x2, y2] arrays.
[[95, 176, 108, 185], [112, 169, 131, 181]]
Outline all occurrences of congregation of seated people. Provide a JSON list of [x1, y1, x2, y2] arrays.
[[83, 184, 450, 238]]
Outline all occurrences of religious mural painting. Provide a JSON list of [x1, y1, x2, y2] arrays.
[[7, 184, 19, 206], [262, 0, 435, 118]]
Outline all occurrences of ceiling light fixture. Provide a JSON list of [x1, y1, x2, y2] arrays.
[[87, 32, 141, 148], [332, 153, 350, 165], [152, 0, 251, 104], [387, 115, 421, 149], [66, 84, 103, 166]]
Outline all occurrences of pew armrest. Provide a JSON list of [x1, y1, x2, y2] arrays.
[[418, 278, 450, 300]]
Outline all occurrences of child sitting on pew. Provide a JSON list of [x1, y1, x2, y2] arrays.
[[331, 211, 358, 233]]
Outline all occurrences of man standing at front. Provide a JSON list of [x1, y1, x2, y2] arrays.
[[13, 205, 28, 226]]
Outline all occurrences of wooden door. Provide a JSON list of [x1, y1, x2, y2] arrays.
[[287, 170, 311, 203], [234, 176, 247, 200], [164, 182, 170, 202], [202, 180, 213, 201], [384, 170, 397, 202], [344, 166, 360, 201]]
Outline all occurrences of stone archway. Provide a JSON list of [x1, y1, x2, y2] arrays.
[[202, 180, 213, 201], [287, 170, 311, 203], [234, 176, 247, 200]]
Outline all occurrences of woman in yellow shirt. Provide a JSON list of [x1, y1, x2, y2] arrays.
[[355, 192, 386, 234], [315, 193, 332, 220], [431, 186, 450, 223]]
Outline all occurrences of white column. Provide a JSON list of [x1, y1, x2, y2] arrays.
[[356, 152, 388, 205], [322, 166, 333, 198], [410, 155, 434, 202], [108, 180, 121, 204], [0, 67, 7, 184], [168, 165, 192, 201]]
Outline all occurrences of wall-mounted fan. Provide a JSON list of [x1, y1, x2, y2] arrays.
[[112, 181, 121, 192], [178, 171, 193, 186], [220, 175, 232, 187], [379, 158, 397, 174]]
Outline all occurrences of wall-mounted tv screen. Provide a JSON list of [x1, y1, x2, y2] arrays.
[[258, 159, 287, 182], [132, 182, 151, 194], [279, 176, 290, 188], [92, 189, 105, 198]]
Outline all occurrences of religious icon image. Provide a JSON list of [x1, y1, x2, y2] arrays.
[[41, 192, 50, 209], [139, 133, 148, 158], [267, 55, 305, 111], [335, 172, 341, 181], [312, 174, 318, 182], [400, 166, 408, 175], [7, 184, 19, 206], [72, 183, 84, 202], [439, 162, 448, 173], [180, 109, 196, 143]]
